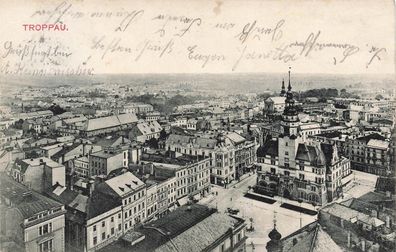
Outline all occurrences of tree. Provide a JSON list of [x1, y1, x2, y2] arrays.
[[49, 104, 66, 115], [375, 94, 384, 100], [14, 119, 24, 129]]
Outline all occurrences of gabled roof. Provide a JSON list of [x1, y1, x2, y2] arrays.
[[136, 121, 162, 135], [225, 132, 246, 144], [103, 172, 145, 197], [367, 139, 389, 149], [279, 222, 342, 252], [266, 96, 286, 104], [355, 133, 385, 144], [155, 212, 244, 252], [257, 139, 278, 157], [84, 114, 138, 131], [295, 144, 326, 167]]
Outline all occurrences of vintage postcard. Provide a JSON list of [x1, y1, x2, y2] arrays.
[[0, 0, 395, 252]]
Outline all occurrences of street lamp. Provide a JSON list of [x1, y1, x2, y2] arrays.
[[298, 199, 303, 228]]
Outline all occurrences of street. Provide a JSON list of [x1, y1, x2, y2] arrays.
[[201, 174, 317, 252], [199, 169, 378, 251]]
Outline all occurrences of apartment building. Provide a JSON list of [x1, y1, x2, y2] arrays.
[[141, 151, 211, 204], [89, 147, 129, 176], [95, 172, 147, 232], [345, 133, 392, 176], [0, 175, 66, 252]]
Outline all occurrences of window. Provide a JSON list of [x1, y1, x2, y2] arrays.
[[118, 213, 121, 219], [111, 227, 115, 235], [285, 151, 289, 156], [102, 221, 105, 227], [39, 223, 52, 236], [111, 217, 114, 222], [93, 236, 97, 245], [39, 239, 53, 252], [299, 174, 305, 180], [102, 232, 106, 240], [118, 224, 122, 230], [270, 168, 276, 174], [93, 225, 96, 232]]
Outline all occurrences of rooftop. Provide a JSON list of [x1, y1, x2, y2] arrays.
[[0, 175, 63, 219], [141, 151, 208, 167], [101, 204, 244, 252]]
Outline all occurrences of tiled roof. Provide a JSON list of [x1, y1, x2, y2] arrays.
[[101, 204, 225, 252], [279, 222, 343, 252], [266, 96, 286, 104], [321, 203, 383, 226], [367, 139, 389, 149], [375, 177, 395, 194], [1, 175, 63, 219], [84, 114, 138, 131], [295, 144, 326, 167], [226, 132, 246, 144], [104, 172, 145, 197], [355, 133, 385, 144], [136, 121, 162, 135], [257, 139, 278, 157], [156, 212, 244, 252]]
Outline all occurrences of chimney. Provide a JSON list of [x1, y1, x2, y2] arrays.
[[386, 191, 391, 198], [347, 231, 351, 248], [386, 216, 390, 228], [88, 179, 96, 196]]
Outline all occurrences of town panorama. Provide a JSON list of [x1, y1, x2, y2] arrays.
[[0, 70, 395, 252]]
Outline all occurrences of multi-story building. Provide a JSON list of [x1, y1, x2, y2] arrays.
[[165, 133, 239, 186], [0, 175, 66, 252], [144, 182, 158, 221], [123, 103, 153, 114], [128, 121, 162, 143], [80, 114, 138, 137], [73, 156, 89, 178], [101, 204, 247, 252], [141, 151, 211, 203], [11, 157, 66, 193], [95, 172, 147, 232], [225, 132, 257, 180], [345, 133, 392, 176], [255, 73, 353, 205], [47, 183, 123, 252], [89, 147, 129, 177]]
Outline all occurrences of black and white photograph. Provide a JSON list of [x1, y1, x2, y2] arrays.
[[0, 0, 395, 251]]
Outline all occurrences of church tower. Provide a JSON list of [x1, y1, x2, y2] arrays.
[[280, 79, 286, 96], [278, 67, 302, 169]]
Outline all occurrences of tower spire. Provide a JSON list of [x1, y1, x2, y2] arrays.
[[288, 66, 292, 91], [280, 79, 286, 96]]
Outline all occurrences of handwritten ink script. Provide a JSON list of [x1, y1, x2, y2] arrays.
[[0, 0, 392, 75]]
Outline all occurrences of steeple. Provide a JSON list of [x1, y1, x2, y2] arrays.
[[280, 79, 286, 96], [284, 67, 297, 116], [281, 67, 300, 138], [267, 211, 282, 252]]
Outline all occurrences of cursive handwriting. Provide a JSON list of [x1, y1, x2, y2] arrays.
[[288, 31, 359, 63], [236, 19, 285, 44]]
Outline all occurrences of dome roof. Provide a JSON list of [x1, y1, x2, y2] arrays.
[[268, 227, 282, 241]]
